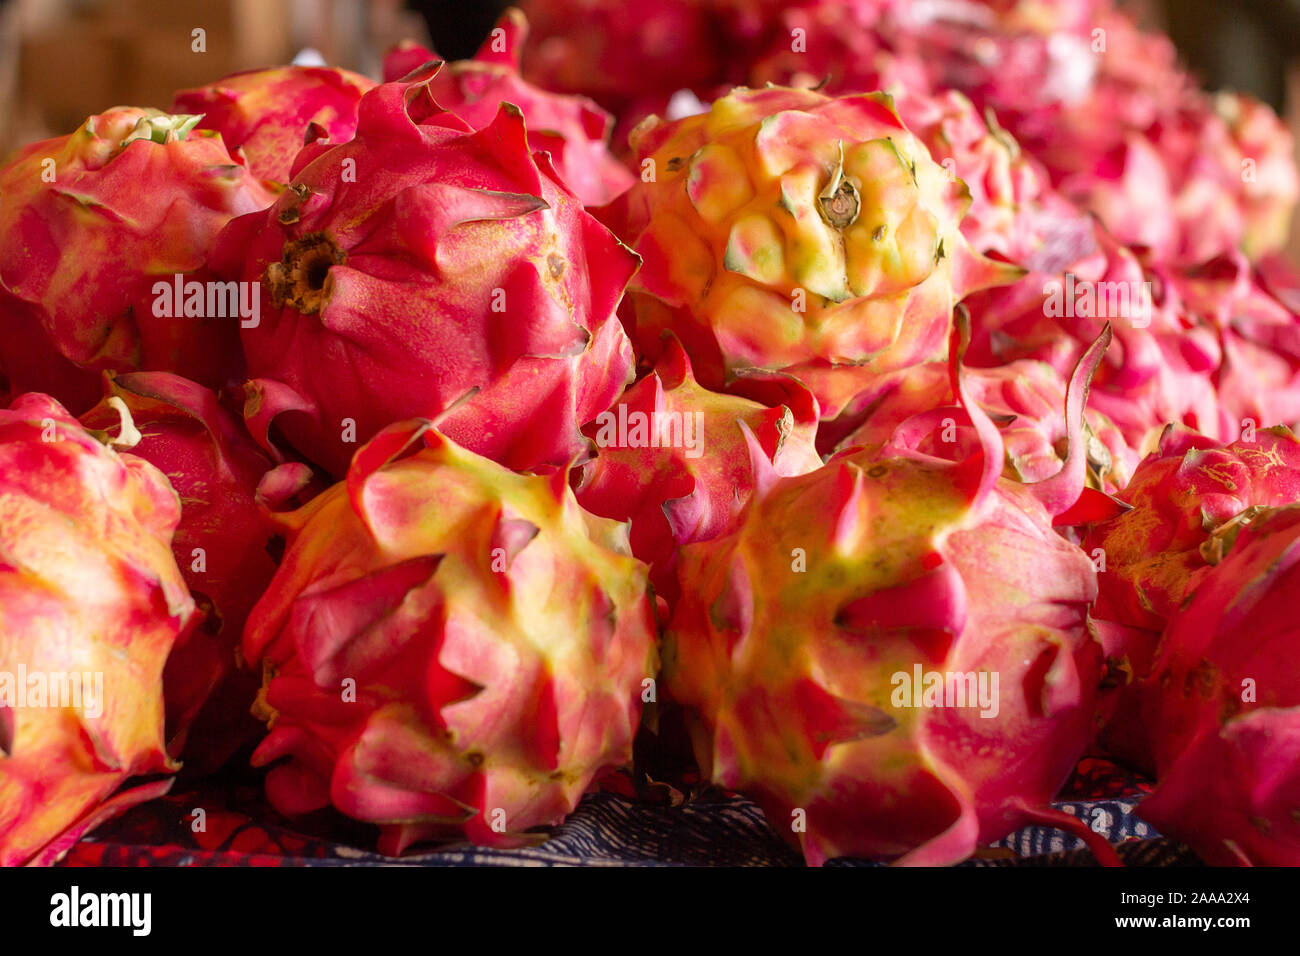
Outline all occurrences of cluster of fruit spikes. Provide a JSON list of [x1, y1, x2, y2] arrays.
[[3, 1, 1300, 869]]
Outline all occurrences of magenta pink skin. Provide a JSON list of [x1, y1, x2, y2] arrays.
[[741, 2, 1293, 265], [517, 0, 727, 113], [212, 66, 639, 479], [173, 67, 376, 186], [574, 339, 821, 608], [1082, 423, 1300, 775], [382, 12, 633, 207], [965, 220, 1244, 449], [1135, 505, 1300, 865], [0, 110, 277, 415], [79, 373, 295, 767], [1153, 251, 1300, 437], [823, 356, 1138, 492]]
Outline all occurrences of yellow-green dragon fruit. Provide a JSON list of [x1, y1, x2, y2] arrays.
[[608, 85, 1023, 420]]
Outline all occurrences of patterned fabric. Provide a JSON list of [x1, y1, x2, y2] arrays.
[[56, 755, 1199, 866]]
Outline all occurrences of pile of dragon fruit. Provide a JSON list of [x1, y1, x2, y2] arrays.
[[3, 0, 1299, 868]]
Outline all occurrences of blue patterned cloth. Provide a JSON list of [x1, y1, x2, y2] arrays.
[[59, 755, 1199, 866]]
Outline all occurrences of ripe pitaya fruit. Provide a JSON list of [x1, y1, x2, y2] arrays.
[[941, 6, 1298, 265], [574, 338, 822, 608], [662, 325, 1120, 865], [964, 219, 1225, 451], [0, 393, 196, 865], [1152, 250, 1300, 438], [1082, 423, 1300, 772], [212, 65, 639, 479], [1085, 423, 1300, 633], [1133, 504, 1300, 865], [382, 10, 634, 207], [744, 0, 1298, 266], [611, 85, 1020, 422], [825, 352, 1136, 492], [890, 88, 1093, 270], [79, 373, 318, 773], [173, 66, 376, 186], [242, 420, 657, 853], [0, 108, 277, 414], [748, 0, 923, 99], [517, 0, 728, 125]]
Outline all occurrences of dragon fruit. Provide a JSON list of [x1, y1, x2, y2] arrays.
[[0, 108, 277, 415], [0, 393, 196, 865], [1152, 250, 1300, 438], [79, 373, 317, 773], [889, 89, 1093, 270], [742, 0, 1298, 266], [964, 219, 1229, 451], [825, 353, 1137, 492], [1082, 423, 1300, 772], [611, 85, 1019, 422], [242, 420, 657, 853], [173, 66, 376, 186], [211, 65, 639, 479], [1085, 424, 1300, 635], [1132, 504, 1300, 864], [662, 325, 1120, 865], [382, 10, 633, 207], [517, 0, 729, 128], [574, 338, 821, 608]]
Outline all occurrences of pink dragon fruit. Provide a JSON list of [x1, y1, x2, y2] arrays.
[[173, 66, 376, 186], [1152, 250, 1300, 438], [1081, 423, 1300, 772], [610, 85, 1019, 422], [1085, 424, 1300, 635], [0, 108, 277, 414], [825, 351, 1137, 492], [964, 219, 1227, 451], [889, 88, 1094, 270], [574, 338, 822, 608], [382, 9, 633, 207], [1133, 504, 1300, 865], [517, 0, 729, 126], [211, 65, 639, 479], [242, 420, 657, 854], [747, 0, 929, 104], [0, 393, 197, 865], [743, 0, 1298, 266], [79, 373, 318, 773], [662, 325, 1120, 865]]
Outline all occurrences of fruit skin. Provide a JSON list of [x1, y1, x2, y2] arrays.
[[242, 420, 658, 854], [0, 108, 277, 415], [826, 356, 1137, 493], [212, 65, 639, 479], [662, 326, 1117, 866], [0, 393, 196, 866], [79, 373, 318, 774], [611, 85, 1019, 421], [173, 66, 376, 186], [518, 0, 727, 124], [1134, 504, 1300, 865], [743, 1, 1298, 266], [1154, 250, 1300, 440], [383, 9, 634, 207], [964, 220, 1225, 451], [1081, 423, 1300, 772], [575, 338, 821, 608]]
